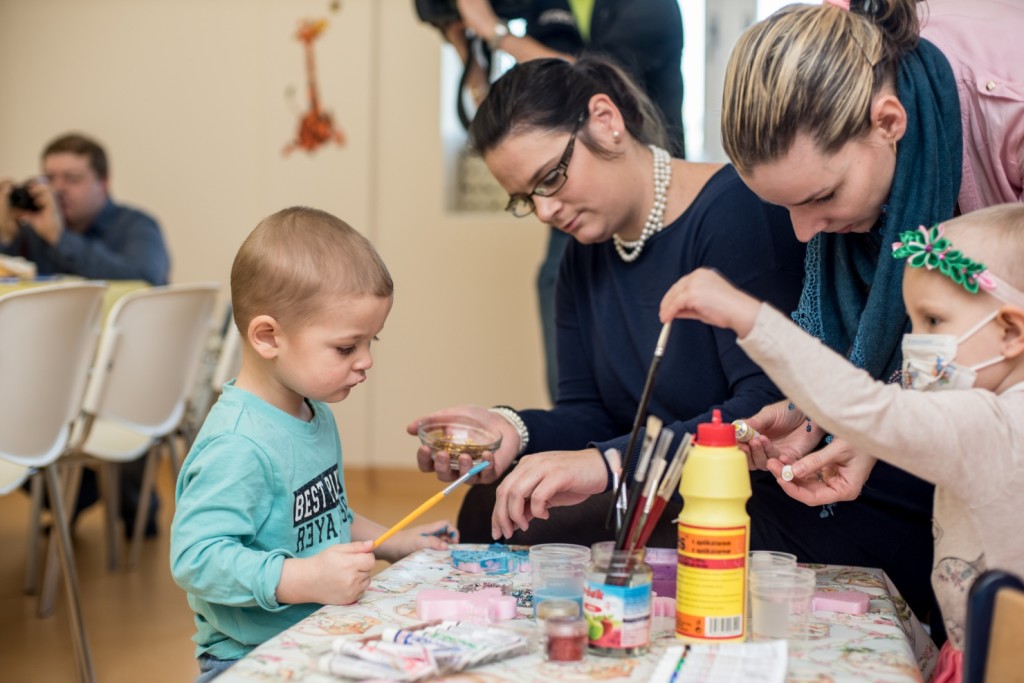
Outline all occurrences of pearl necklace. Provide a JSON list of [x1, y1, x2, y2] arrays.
[[613, 145, 672, 263]]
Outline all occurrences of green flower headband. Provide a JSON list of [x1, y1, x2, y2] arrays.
[[891, 224, 988, 293], [892, 223, 1024, 307]]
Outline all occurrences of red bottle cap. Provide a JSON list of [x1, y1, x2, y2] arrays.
[[696, 409, 736, 447]]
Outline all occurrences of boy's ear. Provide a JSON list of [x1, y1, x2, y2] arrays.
[[247, 314, 283, 360], [997, 306, 1024, 359]]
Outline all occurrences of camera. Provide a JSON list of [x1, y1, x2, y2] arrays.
[[414, 0, 531, 27], [8, 184, 40, 212]]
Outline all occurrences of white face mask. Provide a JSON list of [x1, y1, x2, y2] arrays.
[[901, 310, 1005, 391]]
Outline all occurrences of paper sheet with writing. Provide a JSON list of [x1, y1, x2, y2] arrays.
[[650, 641, 787, 683]]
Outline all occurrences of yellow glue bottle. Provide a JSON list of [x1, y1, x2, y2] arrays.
[[676, 409, 751, 642]]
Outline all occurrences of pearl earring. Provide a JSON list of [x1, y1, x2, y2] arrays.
[[612, 130, 620, 140]]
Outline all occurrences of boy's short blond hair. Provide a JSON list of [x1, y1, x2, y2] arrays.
[[943, 204, 1024, 291], [231, 207, 393, 332]]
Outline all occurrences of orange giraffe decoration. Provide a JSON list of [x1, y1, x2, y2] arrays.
[[283, 18, 346, 156]]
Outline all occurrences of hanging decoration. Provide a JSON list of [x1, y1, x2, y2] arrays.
[[283, 16, 346, 156]]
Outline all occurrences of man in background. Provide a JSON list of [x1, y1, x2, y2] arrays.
[[0, 132, 170, 285], [1, 132, 171, 537], [439, 0, 684, 401]]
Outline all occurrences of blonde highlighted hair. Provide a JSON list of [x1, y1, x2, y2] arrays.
[[722, 0, 922, 174], [230, 207, 393, 332]]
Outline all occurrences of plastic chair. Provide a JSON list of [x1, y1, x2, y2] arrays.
[[964, 569, 1024, 683], [211, 317, 242, 395], [0, 282, 107, 683], [174, 309, 242, 472], [59, 283, 220, 572]]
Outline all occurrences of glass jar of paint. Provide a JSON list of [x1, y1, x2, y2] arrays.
[[583, 541, 652, 657]]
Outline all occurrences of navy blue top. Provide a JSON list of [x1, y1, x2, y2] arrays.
[[518, 165, 806, 470], [3, 198, 170, 285]]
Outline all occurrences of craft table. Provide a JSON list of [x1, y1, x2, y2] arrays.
[[217, 545, 937, 682]]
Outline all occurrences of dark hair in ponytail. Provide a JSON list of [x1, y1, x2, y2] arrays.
[[469, 55, 669, 158]]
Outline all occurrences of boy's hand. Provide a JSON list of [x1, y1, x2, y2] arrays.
[[659, 268, 761, 338], [375, 520, 459, 563], [277, 540, 375, 606]]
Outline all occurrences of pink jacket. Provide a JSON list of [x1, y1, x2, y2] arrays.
[[921, 0, 1024, 213]]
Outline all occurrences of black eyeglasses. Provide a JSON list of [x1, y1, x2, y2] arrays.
[[505, 114, 586, 218]]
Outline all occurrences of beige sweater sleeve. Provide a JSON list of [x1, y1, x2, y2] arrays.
[[737, 304, 1023, 504]]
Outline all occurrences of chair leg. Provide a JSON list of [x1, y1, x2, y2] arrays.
[[43, 464, 97, 683], [39, 462, 82, 618], [100, 462, 122, 571], [24, 471, 44, 594], [170, 430, 188, 480], [129, 446, 160, 569]]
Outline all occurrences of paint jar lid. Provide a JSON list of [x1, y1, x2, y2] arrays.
[[544, 614, 586, 638], [536, 598, 580, 620]]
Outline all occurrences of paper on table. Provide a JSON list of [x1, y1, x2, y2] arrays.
[[649, 641, 787, 683]]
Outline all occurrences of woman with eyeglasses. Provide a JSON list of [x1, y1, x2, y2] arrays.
[[408, 55, 806, 548]]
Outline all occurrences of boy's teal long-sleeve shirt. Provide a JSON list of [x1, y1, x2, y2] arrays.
[[170, 382, 352, 660]]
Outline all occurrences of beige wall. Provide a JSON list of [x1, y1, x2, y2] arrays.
[[0, 0, 549, 467]]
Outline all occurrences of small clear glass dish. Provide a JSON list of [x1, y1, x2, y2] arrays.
[[418, 417, 502, 471]]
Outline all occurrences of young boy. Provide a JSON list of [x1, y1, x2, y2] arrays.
[[171, 207, 454, 681], [659, 204, 1024, 681]]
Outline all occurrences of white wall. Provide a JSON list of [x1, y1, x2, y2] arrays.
[[0, 0, 549, 467]]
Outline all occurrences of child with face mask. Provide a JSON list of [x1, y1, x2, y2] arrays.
[[658, 203, 1024, 682]]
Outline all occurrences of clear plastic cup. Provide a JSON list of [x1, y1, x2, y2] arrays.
[[748, 552, 799, 626], [749, 566, 816, 641], [530, 544, 591, 620], [749, 550, 798, 571]]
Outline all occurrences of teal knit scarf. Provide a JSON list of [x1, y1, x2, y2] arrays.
[[793, 38, 962, 380]]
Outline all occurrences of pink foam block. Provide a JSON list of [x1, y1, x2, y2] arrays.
[[415, 588, 519, 624], [812, 589, 870, 615]]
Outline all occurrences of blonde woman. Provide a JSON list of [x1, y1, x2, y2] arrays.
[[720, 0, 1023, 646]]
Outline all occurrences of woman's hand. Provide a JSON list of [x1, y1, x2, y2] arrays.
[[407, 405, 519, 484], [491, 448, 607, 540], [659, 268, 761, 337], [455, 0, 500, 39], [765, 438, 877, 505], [741, 400, 826, 470], [439, 20, 471, 61]]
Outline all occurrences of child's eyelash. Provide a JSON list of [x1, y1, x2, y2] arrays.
[[814, 192, 836, 204]]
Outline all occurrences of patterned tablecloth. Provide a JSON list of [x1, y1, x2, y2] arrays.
[[218, 546, 937, 682]]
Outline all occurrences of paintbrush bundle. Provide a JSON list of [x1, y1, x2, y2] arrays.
[[605, 321, 673, 530], [615, 431, 692, 555]]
